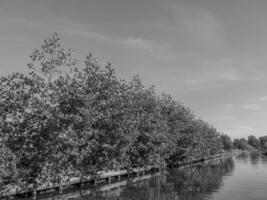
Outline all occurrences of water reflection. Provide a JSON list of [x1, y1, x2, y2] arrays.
[[250, 151, 261, 167], [165, 158, 234, 200], [235, 151, 250, 165], [37, 156, 234, 200], [260, 153, 267, 165]]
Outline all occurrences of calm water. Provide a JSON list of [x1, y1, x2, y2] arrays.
[[36, 152, 267, 200]]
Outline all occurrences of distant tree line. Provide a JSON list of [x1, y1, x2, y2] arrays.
[[233, 135, 267, 151], [0, 34, 232, 190]]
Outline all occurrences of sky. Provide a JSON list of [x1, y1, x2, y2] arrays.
[[1, 0, 267, 139]]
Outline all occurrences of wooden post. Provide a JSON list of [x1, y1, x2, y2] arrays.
[[59, 184, 63, 194], [32, 190, 37, 200], [93, 179, 97, 186], [106, 177, 111, 183]]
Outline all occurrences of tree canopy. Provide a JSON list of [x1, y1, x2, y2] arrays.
[[0, 33, 232, 192]]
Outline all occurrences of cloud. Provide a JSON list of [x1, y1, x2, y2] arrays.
[[123, 38, 154, 52], [3, 14, 159, 55], [213, 103, 265, 138], [64, 26, 167, 55], [183, 13, 221, 45], [217, 126, 254, 139], [258, 96, 267, 102], [224, 104, 234, 111], [183, 61, 243, 90], [170, 3, 223, 47], [218, 69, 242, 81], [242, 104, 262, 111], [61, 26, 120, 45]]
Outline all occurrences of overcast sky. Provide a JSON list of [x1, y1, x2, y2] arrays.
[[1, 0, 267, 139]]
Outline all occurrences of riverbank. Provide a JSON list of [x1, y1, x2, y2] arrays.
[[1, 152, 232, 199], [37, 152, 267, 200]]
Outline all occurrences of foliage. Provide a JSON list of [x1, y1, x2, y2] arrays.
[[0, 33, 230, 190], [247, 135, 259, 149], [0, 143, 17, 188], [259, 136, 267, 151], [220, 134, 233, 151], [233, 138, 255, 151]]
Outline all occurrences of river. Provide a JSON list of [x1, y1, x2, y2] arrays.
[[34, 152, 267, 200]]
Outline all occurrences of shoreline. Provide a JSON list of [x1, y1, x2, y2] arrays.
[[1, 152, 232, 199]]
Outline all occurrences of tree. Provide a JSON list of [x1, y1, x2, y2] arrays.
[[0, 33, 79, 186], [239, 138, 248, 150], [247, 135, 259, 149], [0, 142, 17, 189], [233, 139, 240, 149], [220, 134, 233, 151], [259, 136, 267, 151], [233, 138, 254, 151], [0, 33, 231, 192]]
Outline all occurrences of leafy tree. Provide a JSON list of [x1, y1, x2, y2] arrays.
[[220, 134, 233, 151], [247, 135, 259, 149], [0, 33, 79, 186], [0, 33, 232, 192], [259, 136, 267, 151], [233, 138, 254, 151], [0, 143, 17, 187], [233, 139, 241, 149]]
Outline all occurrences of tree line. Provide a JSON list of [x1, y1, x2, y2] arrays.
[[0, 34, 232, 190], [233, 135, 267, 151]]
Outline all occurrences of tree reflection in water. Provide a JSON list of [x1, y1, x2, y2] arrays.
[[249, 151, 261, 167], [38, 157, 234, 200]]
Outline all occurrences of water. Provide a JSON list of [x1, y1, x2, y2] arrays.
[[35, 152, 267, 200]]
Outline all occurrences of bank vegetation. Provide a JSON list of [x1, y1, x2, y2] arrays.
[[0, 33, 232, 193]]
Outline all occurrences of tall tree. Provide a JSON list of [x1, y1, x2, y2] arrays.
[[259, 136, 267, 150], [247, 135, 259, 149], [0, 33, 231, 192], [220, 134, 233, 151]]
